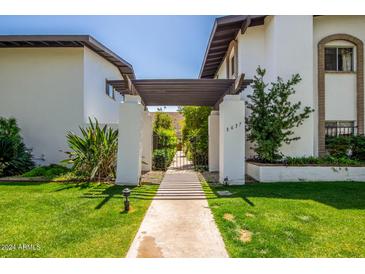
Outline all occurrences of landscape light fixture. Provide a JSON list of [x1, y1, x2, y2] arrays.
[[122, 188, 131, 212]]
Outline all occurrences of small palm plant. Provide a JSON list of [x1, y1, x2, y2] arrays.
[[63, 118, 118, 180]]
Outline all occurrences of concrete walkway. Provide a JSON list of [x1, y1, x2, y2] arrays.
[[126, 153, 228, 258]]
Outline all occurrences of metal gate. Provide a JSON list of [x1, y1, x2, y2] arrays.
[[152, 134, 208, 171]]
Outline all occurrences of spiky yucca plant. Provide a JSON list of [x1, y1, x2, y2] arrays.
[[63, 118, 118, 180]]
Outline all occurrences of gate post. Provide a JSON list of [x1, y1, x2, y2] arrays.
[[219, 95, 245, 184], [116, 95, 144, 185], [208, 110, 219, 172]]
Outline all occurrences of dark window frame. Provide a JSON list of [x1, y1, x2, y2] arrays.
[[325, 46, 354, 72], [105, 80, 116, 100], [230, 55, 235, 76]]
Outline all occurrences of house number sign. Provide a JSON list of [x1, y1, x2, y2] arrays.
[[226, 121, 244, 133]]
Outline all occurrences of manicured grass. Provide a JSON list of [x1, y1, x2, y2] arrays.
[[0, 182, 157, 257], [202, 180, 365, 257]]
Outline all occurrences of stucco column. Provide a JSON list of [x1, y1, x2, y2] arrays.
[[116, 95, 144, 185], [141, 110, 153, 172], [219, 95, 245, 185], [208, 110, 219, 172]]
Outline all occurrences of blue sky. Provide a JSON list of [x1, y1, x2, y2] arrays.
[[0, 16, 216, 79]]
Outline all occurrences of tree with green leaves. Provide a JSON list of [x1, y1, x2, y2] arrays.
[[153, 112, 173, 131], [245, 67, 314, 162]]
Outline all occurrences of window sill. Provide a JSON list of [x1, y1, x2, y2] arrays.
[[325, 71, 356, 74]]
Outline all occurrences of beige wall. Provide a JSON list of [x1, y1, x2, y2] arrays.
[[0, 48, 84, 165], [83, 47, 124, 124]]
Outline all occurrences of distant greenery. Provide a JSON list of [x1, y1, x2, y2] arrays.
[[0, 181, 158, 257], [0, 117, 34, 177], [246, 67, 314, 162], [63, 118, 118, 180], [202, 180, 365, 257], [153, 112, 173, 130], [179, 106, 211, 169], [152, 112, 177, 170], [22, 164, 69, 179]]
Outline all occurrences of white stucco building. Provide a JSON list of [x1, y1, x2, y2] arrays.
[[0, 35, 134, 165], [1, 16, 364, 184], [200, 15, 365, 158]]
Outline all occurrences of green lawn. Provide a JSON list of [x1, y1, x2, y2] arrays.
[[0, 182, 157, 258], [202, 181, 365, 258]]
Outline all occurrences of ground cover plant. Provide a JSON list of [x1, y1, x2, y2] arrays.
[[202, 179, 365, 257], [22, 164, 70, 179], [0, 181, 158, 257]]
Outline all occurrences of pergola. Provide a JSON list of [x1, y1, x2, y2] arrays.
[[108, 75, 251, 109]]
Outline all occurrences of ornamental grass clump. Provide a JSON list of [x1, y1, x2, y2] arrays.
[[246, 67, 314, 162], [63, 118, 118, 180]]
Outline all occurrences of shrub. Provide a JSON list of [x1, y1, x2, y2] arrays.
[[351, 135, 365, 161], [284, 155, 362, 166], [63, 118, 118, 180], [325, 135, 365, 161], [152, 148, 176, 170], [179, 106, 211, 168], [325, 136, 352, 158], [154, 128, 178, 149], [152, 112, 178, 170], [245, 67, 314, 162], [0, 117, 34, 177], [23, 164, 69, 179]]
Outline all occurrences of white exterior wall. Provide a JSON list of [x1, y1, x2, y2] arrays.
[[264, 16, 315, 157], [314, 16, 365, 147], [215, 16, 316, 158], [237, 25, 265, 79], [0, 46, 126, 165], [216, 58, 227, 79], [83, 47, 124, 124], [0, 48, 84, 165]]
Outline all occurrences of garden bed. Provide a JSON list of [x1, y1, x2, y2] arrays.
[[247, 162, 365, 182]]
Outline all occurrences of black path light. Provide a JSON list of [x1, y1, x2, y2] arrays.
[[122, 188, 131, 212]]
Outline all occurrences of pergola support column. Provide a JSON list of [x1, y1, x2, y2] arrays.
[[219, 95, 245, 185], [141, 110, 153, 172], [208, 111, 219, 172], [116, 95, 144, 185]]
